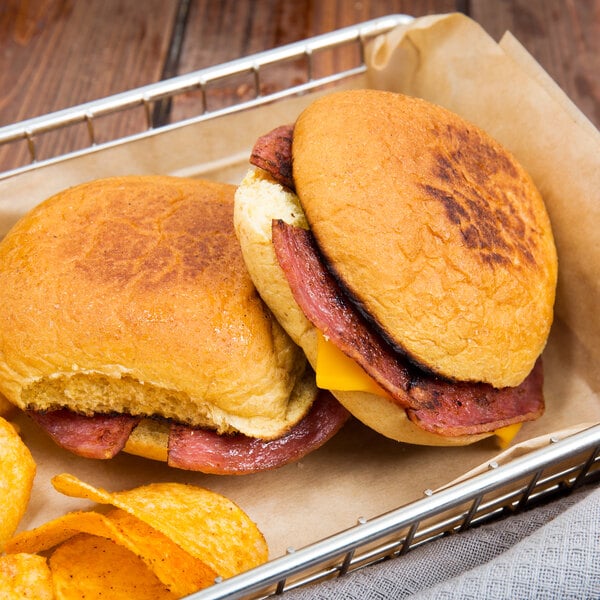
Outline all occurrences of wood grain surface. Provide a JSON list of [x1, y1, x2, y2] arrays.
[[0, 0, 598, 172]]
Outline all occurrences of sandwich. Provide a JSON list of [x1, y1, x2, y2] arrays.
[[0, 175, 349, 472], [234, 89, 558, 446]]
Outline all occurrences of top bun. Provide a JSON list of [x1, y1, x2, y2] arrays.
[[0, 175, 314, 439], [292, 90, 557, 388]]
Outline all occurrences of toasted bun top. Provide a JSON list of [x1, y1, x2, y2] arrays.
[[292, 90, 557, 388], [0, 175, 314, 439]]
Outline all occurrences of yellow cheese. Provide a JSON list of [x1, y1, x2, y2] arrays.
[[494, 422, 523, 449], [315, 331, 389, 397], [316, 331, 524, 445]]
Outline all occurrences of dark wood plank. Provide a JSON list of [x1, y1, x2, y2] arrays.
[[170, 0, 599, 127], [471, 0, 600, 127], [0, 0, 179, 123], [0, 0, 179, 169], [1, 0, 598, 173], [169, 0, 460, 120]]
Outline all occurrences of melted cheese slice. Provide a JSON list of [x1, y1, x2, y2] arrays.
[[316, 330, 390, 397], [315, 331, 522, 447], [494, 423, 523, 449]]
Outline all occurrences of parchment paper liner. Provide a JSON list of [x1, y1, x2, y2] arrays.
[[0, 13, 598, 561]]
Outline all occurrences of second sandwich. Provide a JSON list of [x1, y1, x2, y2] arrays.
[[234, 89, 558, 447]]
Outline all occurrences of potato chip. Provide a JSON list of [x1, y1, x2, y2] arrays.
[[5, 508, 218, 597], [52, 474, 269, 578], [0, 394, 14, 418], [0, 417, 36, 550], [6, 474, 268, 597], [5, 510, 114, 555], [50, 533, 177, 600], [0, 553, 53, 599], [106, 508, 217, 595]]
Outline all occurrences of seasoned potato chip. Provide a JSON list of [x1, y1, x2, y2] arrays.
[[52, 474, 269, 578], [106, 508, 218, 595], [0, 417, 36, 550], [6, 508, 218, 597], [50, 533, 177, 599], [0, 553, 53, 599], [5, 510, 115, 555], [6, 474, 268, 597], [0, 394, 14, 418]]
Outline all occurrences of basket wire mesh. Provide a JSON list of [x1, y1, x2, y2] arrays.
[[0, 15, 413, 178], [186, 424, 600, 599]]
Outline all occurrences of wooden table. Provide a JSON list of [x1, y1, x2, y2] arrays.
[[0, 0, 598, 174]]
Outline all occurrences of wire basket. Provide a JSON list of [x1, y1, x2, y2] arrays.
[[188, 424, 600, 599]]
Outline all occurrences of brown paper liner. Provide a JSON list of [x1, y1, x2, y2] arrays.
[[0, 14, 598, 559]]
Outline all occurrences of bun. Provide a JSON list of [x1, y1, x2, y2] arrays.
[[292, 90, 557, 388], [0, 175, 316, 444], [234, 168, 488, 445]]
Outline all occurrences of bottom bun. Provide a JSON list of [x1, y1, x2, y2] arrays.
[[234, 168, 489, 446]]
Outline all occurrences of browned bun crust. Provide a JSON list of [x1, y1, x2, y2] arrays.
[[0, 175, 316, 443], [293, 90, 557, 388]]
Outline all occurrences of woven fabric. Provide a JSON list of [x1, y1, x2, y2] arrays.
[[283, 484, 600, 600]]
